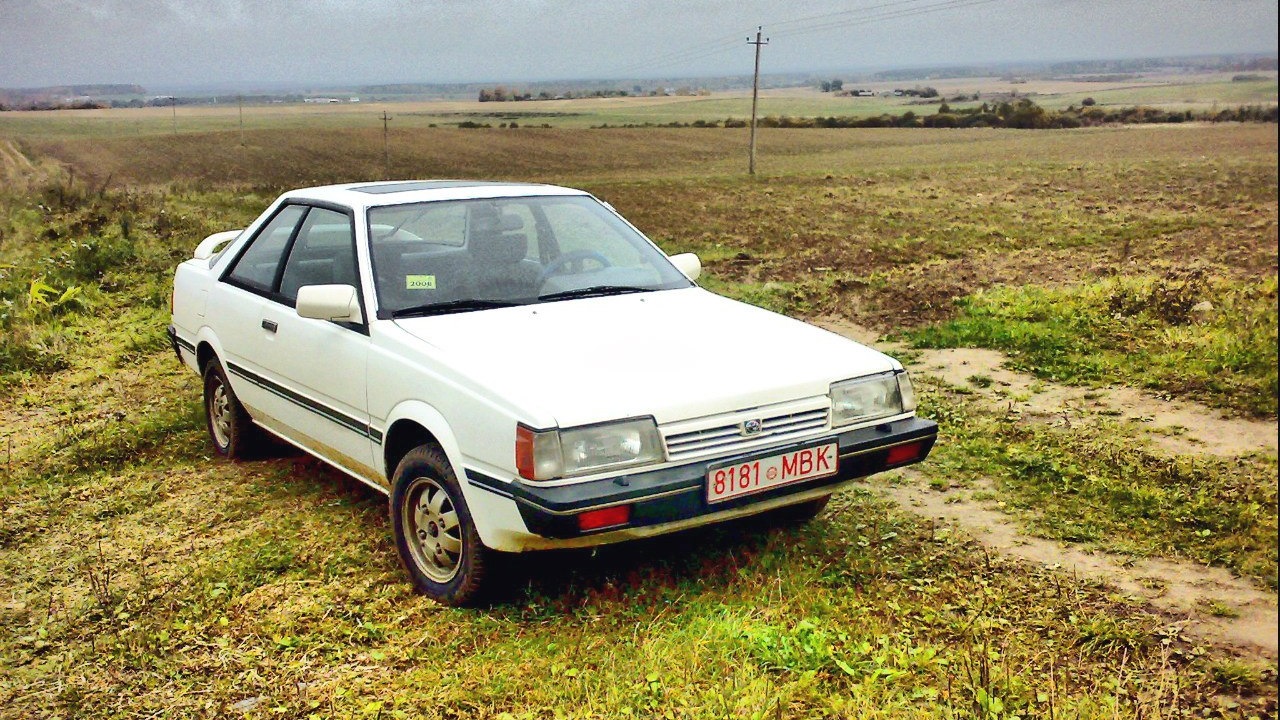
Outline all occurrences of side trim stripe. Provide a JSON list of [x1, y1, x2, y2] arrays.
[[173, 335, 196, 353], [465, 472, 515, 499], [464, 468, 700, 512], [226, 361, 382, 445]]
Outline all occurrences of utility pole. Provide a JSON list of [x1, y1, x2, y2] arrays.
[[381, 111, 391, 177], [170, 96, 177, 135], [747, 26, 768, 175], [238, 95, 245, 146]]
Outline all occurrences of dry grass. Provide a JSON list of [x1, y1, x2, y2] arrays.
[[0, 120, 1275, 718]]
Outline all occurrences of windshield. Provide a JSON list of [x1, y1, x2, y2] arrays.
[[367, 195, 693, 317]]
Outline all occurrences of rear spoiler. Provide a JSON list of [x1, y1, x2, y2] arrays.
[[193, 230, 242, 261]]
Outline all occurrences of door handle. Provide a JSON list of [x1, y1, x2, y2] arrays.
[[261, 319, 278, 333]]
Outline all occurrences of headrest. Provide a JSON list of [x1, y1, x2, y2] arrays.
[[470, 231, 528, 265], [469, 206, 525, 236]]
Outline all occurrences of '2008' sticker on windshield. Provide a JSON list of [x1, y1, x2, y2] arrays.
[[406, 275, 436, 290]]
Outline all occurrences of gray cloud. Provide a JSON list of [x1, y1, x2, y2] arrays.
[[0, 0, 1275, 88]]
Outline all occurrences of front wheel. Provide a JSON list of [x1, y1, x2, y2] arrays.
[[390, 445, 492, 606]]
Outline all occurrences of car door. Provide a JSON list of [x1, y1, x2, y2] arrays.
[[214, 203, 375, 478], [210, 203, 307, 423]]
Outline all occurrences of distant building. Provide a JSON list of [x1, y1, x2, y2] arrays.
[[303, 97, 341, 104], [349, 97, 360, 103]]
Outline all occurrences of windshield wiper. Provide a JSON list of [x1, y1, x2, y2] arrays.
[[537, 285, 654, 302], [391, 298, 524, 318]]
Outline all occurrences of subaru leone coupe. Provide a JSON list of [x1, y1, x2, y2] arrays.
[[168, 180, 937, 605]]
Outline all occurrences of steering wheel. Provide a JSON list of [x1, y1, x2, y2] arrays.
[[538, 250, 612, 285]]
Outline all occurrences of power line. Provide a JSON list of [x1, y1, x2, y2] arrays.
[[607, 0, 1005, 79], [771, 0, 1002, 40], [765, 0, 942, 33], [609, 34, 752, 78]]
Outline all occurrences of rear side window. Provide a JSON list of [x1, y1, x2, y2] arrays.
[[226, 205, 307, 292]]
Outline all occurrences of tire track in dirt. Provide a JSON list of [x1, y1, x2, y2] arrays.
[[874, 472, 1278, 658], [815, 317, 1278, 657], [815, 317, 1277, 458]]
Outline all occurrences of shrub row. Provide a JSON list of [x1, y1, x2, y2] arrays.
[[591, 100, 1278, 130]]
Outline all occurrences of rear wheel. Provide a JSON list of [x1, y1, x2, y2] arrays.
[[390, 445, 491, 606], [202, 359, 259, 459]]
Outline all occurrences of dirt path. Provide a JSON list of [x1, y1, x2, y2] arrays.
[[0, 140, 35, 181], [815, 317, 1277, 458], [815, 317, 1278, 657], [875, 471, 1278, 657]]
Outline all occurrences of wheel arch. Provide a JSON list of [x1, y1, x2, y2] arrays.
[[196, 340, 216, 372], [381, 401, 467, 484], [384, 419, 441, 482], [193, 327, 227, 374]]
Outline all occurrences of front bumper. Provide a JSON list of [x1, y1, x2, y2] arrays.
[[466, 416, 937, 539]]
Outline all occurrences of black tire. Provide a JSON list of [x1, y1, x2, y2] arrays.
[[390, 445, 491, 606], [770, 494, 831, 526], [202, 358, 260, 459]]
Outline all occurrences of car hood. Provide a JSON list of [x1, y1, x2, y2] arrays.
[[392, 287, 898, 427]]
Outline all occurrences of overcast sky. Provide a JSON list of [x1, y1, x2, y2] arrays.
[[1, 0, 1276, 90]]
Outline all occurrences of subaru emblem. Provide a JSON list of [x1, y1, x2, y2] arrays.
[[741, 418, 763, 436]]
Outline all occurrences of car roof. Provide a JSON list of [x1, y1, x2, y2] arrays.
[[280, 180, 591, 209]]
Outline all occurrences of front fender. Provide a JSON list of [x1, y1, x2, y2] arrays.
[[380, 400, 530, 551], [381, 399, 467, 482]]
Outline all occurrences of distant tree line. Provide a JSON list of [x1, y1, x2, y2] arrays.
[[592, 100, 1277, 129], [479, 87, 630, 102], [0, 98, 110, 111], [478, 86, 710, 102], [0, 94, 319, 111], [816, 80, 941, 97]]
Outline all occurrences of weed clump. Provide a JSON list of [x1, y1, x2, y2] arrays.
[[912, 270, 1278, 416], [1107, 267, 1208, 325]]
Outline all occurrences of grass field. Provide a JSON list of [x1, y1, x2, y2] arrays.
[[1, 71, 1274, 137], [0, 109, 1276, 718]]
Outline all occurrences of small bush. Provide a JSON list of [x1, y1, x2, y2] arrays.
[[1107, 267, 1207, 325]]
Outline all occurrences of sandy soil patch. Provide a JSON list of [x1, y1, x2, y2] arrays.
[[815, 316, 1277, 655], [815, 317, 1278, 458], [874, 472, 1278, 658]]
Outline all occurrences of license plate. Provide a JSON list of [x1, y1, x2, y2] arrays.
[[706, 442, 838, 504]]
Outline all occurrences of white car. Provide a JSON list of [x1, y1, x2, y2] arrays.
[[168, 180, 937, 605]]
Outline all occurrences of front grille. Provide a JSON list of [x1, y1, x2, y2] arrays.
[[661, 397, 830, 462]]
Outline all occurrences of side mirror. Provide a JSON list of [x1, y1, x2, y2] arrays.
[[669, 252, 701, 281], [296, 284, 363, 323]]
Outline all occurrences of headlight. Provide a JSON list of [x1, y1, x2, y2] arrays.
[[830, 372, 913, 427], [516, 418, 663, 481]]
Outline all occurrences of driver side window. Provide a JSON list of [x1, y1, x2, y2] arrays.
[[278, 207, 358, 303]]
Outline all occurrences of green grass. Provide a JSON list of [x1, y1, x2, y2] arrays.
[[913, 376, 1278, 587], [1049, 79, 1279, 110], [1, 443, 1262, 717], [2, 73, 1273, 139], [0, 122, 1276, 717], [909, 271, 1279, 417]]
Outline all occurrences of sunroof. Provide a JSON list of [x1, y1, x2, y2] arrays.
[[351, 180, 525, 195]]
